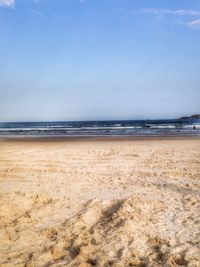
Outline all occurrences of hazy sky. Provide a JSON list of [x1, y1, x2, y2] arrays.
[[0, 0, 200, 122]]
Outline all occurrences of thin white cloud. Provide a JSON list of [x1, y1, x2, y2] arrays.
[[143, 8, 200, 30], [144, 8, 200, 16], [187, 19, 200, 28], [0, 0, 14, 8]]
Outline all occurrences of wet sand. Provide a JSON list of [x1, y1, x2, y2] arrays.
[[0, 138, 200, 266]]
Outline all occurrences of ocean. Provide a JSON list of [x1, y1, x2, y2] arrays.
[[0, 119, 200, 138]]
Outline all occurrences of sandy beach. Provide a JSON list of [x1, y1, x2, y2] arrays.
[[0, 138, 200, 267]]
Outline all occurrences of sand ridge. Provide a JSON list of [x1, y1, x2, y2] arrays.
[[0, 139, 200, 266]]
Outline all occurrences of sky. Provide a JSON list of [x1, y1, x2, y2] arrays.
[[0, 0, 200, 122]]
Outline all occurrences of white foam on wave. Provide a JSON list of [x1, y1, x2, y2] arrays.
[[145, 124, 176, 129]]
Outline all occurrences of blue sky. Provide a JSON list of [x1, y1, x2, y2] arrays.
[[0, 0, 200, 121]]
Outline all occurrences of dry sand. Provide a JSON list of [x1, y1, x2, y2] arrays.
[[0, 138, 200, 267]]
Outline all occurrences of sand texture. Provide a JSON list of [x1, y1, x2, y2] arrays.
[[0, 138, 200, 267]]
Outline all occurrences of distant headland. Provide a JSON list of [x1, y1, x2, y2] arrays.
[[179, 114, 200, 120]]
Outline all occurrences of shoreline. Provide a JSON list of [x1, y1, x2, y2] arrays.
[[0, 134, 200, 142]]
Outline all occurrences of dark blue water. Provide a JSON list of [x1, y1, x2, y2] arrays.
[[0, 119, 200, 137]]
